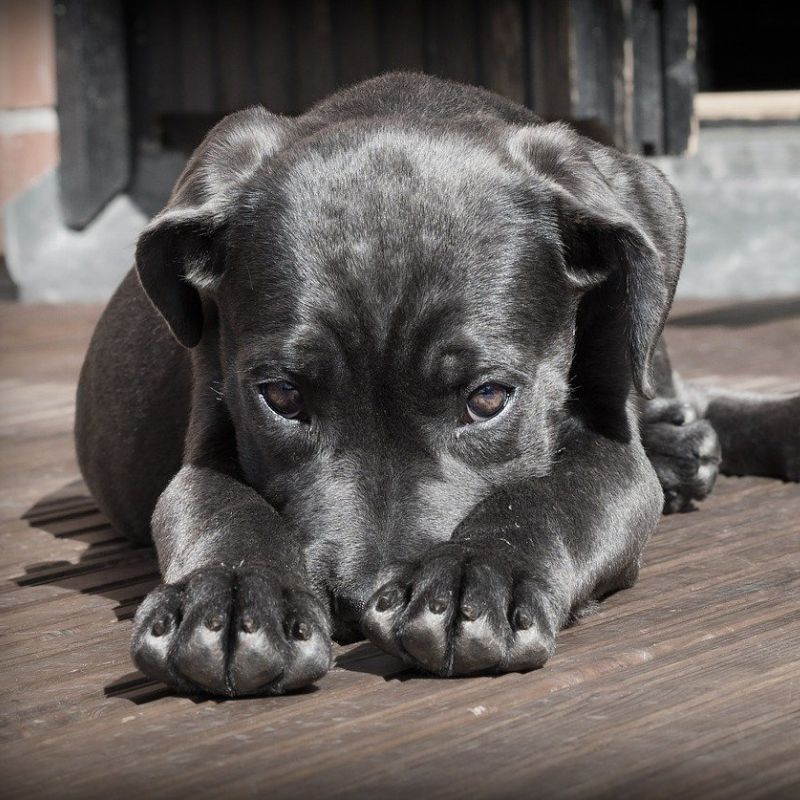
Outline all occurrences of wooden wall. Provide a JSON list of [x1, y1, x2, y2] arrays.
[[55, 0, 697, 227], [124, 0, 696, 155]]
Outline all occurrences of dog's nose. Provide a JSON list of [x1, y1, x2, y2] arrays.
[[331, 595, 369, 643], [335, 595, 366, 623]]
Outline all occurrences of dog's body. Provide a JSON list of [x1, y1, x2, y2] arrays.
[[75, 73, 799, 696]]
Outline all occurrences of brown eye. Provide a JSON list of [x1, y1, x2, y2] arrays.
[[463, 383, 511, 423], [260, 381, 307, 421]]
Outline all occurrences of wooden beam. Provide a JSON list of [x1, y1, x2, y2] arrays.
[[479, 0, 527, 105], [632, 0, 665, 155], [662, 0, 697, 154], [54, 0, 130, 229]]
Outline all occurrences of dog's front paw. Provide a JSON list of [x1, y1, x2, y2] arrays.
[[361, 545, 557, 676], [641, 400, 721, 513], [131, 566, 331, 697]]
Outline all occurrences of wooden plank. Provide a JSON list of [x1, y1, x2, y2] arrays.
[[177, 0, 217, 114], [423, 0, 479, 85], [0, 297, 798, 798], [292, 0, 336, 111], [216, 0, 254, 111], [527, 0, 573, 119], [693, 89, 800, 122], [376, 0, 425, 72], [569, 0, 631, 149], [252, 0, 293, 113], [479, 0, 527, 104], [632, 0, 665, 154], [332, 0, 379, 89], [53, 0, 130, 228], [662, 0, 697, 154]]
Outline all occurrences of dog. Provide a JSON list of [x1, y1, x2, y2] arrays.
[[75, 72, 799, 697]]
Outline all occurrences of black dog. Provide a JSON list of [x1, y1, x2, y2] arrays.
[[75, 73, 799, 696]]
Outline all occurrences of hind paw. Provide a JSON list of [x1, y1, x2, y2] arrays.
[[642, 401, 721, 513]]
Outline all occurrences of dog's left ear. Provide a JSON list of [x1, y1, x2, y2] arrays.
[[136, 108, 293, 348], [509, 124, 683, 399]]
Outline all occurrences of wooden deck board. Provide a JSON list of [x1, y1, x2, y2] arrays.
[[1, 298, 798, 798]]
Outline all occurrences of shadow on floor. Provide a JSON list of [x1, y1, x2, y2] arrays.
[[18, 479, 173, 703], [17, 480, 411, 702], [668, 296, 800, 328], [18, 478, 159, 617]]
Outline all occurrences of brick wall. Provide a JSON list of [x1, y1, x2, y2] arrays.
[[0, 0, 60, 254]]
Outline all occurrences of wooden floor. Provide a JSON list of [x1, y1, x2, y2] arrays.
[[1, 298, 799, 799]]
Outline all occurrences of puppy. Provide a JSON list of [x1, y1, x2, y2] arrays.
[[75, 73, 799, 696]]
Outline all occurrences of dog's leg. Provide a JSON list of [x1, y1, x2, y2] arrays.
[[131, 463, 331, 697], [638, 340, 721, 512], [361, 418, 662, 676], [639, 395, 722, 513], [639, 341, 798, 510], [689, 388, 800, 481]]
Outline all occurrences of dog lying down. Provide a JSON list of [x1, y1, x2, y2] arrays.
[[75, 73, 799, 697]]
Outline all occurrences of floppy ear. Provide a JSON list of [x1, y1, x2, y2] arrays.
[[135, 108, 292, 347], [508, 123, 683, 399]]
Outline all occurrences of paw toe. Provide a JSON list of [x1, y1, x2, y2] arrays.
[[172, 612, 230, 694], [131, 585, 182, 687], [451, 615, 506, 674], [400, 608, 451, 673], [504, 618, 553, 671], [645, 418, 721, 512], [131, 568, 331, 697]]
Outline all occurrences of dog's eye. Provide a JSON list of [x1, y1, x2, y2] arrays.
[[260, 381, 307, 421], [462, 383, 511, 423]]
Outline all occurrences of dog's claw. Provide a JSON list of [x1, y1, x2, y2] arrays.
[[513, 608, 533, 630], [292, 620, 312, 641], [376, 588, 402, 612], [429, 597, 449, 614], [205, 614, 225, 632]]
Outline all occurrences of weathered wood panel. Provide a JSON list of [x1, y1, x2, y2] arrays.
[[376, 0, 425, 72], [662, 0, 698, 154], [1, 297, 798, 797], [332, 0, 380, 88], [54, 0, 130, 228], [118, 0, 695, 156], [480, 0, 527, 104], [632, 0, 665, 155], [424, 0, 480, 86], [292, 0, 336, 111]]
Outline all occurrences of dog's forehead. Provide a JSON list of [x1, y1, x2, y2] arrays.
[[224, 125, 564, 367], [276, 126, 526, 279]]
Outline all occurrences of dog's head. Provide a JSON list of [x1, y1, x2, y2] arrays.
[[136, 104, 681, 621]]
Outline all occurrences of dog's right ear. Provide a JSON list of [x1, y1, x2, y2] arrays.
[[135, 108, 292, 348], [508, 123, 682, 399]]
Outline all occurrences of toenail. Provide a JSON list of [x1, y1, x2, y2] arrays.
[[460, 603, 479, 621], [151, 618, 169, 637], [205, 614, 225, 632], [292, 620, 312, 640], [514, 608, 533, 630], [240, 616, 257, 633], [376, 589, 400, 612], [429, 597, 449, 614]]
